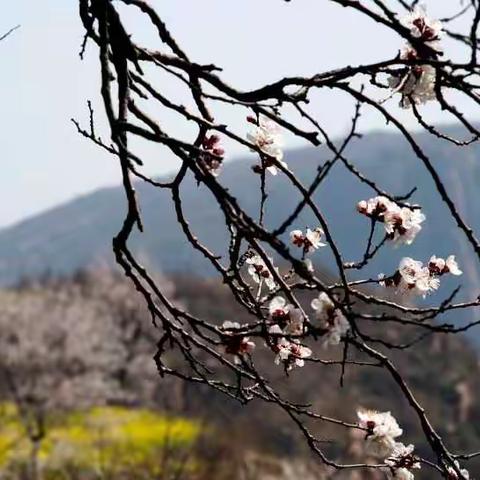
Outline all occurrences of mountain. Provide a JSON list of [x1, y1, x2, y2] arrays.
[[2, 125, 480, 343]]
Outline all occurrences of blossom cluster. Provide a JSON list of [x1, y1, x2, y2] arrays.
[[389, 7, 443, 108], [356, 410, 471, 480], [266, 297, 310, 370], [266, 289, 354, 369], [221, 289, 353, 369], [357, 196, 425, 246], [381, 255, 462, 297], [220, 296, 310, 370], [269, 293, 350, 369], [198, 115, 287, 178], [244, 225, 325, 292], [358, 410, 420, 480], [268, 324, 312, 369]]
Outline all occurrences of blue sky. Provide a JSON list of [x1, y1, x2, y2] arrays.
[[1, 1, 476, 227]]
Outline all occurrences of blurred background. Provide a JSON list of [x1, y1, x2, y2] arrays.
[[1, 1, 480, 479]]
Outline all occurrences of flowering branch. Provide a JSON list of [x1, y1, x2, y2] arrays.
[[77, 1, 480, 478]]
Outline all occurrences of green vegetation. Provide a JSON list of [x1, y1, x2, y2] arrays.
[[0, 404, 202, 480]]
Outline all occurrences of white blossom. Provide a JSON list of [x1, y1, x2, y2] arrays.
[[294, 344, 311, 367], [290, 227, 325, 254], [288, 342, 312, 368], [285, 308, 305, 336], [357, 410, 403, 457], [428, 255, 446, 273], [306, 227, 326, 251], [357, 196, 392, 217], [398, 257, 425, 285], [401, 6, 442, 49], [384, 206, 426, 246], [303, 258, 314, 273], [246, 254, 277, 290], [389, 61, 437, 109], [413, 272, 440, 297], [428, 255, 462, 276], [324, 312, 350, 346], [311, 292, 335, 322], [290, 229, 304, 248], [269, 296, 289, 318], [357, 196, 425, 245], [446, 255, 462, 276], [269, 325, 311, 369], [311, 292, 350, 346], [385, 443, 420, 480], [386, 443, 416, 465], [268, 324, 283, 335], [221, 321, 255, 363], [274, 337, 293, 364], [398, 257, 439, 297], [222, 320, 240, 330], [273, 338, 311, 369], [389, 6, 443, 109], [268, 296, 304, 336], [247, 115, 286, 175], [239, 339, 256, 355], [390, 468, 414, 480]]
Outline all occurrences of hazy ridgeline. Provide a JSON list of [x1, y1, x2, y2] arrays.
[[2, 127, 480, 346]]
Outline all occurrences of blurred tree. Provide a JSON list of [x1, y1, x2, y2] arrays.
[[0, 268, 177, 480]]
